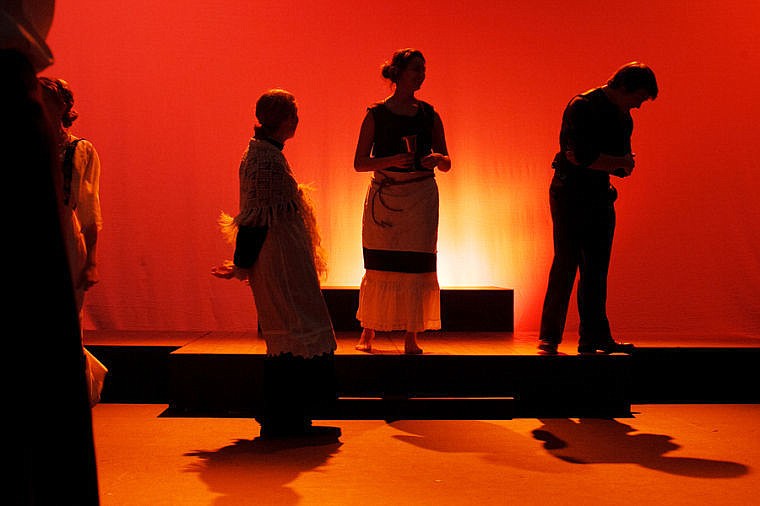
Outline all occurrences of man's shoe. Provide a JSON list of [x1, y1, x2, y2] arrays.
[[578, 340, 635, 355], [538, 339, 559, 355]]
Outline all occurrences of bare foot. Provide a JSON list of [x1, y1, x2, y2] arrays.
[[404, 332, 423, 355], [355, 328, 375, 352]]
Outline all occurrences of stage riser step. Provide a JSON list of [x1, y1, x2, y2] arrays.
[[629, 349, 760, 403], [161, 398, 515, 420], [318, 397, 515, 420], [333, 355, 630, 397], [323, 287, 514, 331], [90, 345, 760, 411], [168, 354, 630, 418], [87, 345, 179, 403]]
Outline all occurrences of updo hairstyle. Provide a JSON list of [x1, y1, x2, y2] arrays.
[[38, 77, 78, 127], [380, 48, 425, 84]]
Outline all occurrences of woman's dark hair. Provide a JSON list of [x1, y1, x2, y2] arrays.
[[607, 62, 658, 99], [38, 76, 79, 127], [381, 48, 425, 84], [254, 88, 297, 138]]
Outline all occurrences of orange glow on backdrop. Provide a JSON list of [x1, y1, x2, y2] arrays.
[[45, 1, 760, 337]]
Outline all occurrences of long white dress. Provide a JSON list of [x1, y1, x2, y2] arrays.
[[231, 138, 336, 359], [60, 135, 107, 406]]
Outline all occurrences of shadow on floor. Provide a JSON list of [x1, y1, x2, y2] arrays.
[[388, 418, 749, 479], [532, 418, 748, 478], [184, 436, 342, 505]]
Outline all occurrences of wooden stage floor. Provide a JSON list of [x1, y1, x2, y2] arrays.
[[85, 329, 760, 356], [90, 402, 760, 506], [84, 330, 760, 415]]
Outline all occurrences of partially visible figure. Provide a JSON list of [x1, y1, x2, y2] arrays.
[[3, 1, 100, 503], [213, 89, 339, 440], [538, 62, 658, 356], [353, 48, 451, 354], [39, 76, 107, 406], [39, 78, 103, 303]]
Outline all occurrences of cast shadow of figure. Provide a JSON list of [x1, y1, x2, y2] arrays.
[[185, 437, 342, 505], [532, 418, 749, 478], [389, 420, 562, 472]]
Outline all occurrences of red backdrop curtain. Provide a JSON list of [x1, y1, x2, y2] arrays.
[[45, 0, 760, 339]]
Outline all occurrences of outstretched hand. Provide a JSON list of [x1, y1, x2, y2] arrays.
[[211, 260, 250, 283], [612, 153, 635, 177]]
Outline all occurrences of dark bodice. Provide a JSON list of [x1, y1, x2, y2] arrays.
[[369, 101, 435, 172]]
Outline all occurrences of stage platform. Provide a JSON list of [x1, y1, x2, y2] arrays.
[[84, 329, 760, 420], [322, 286, 514, 331]]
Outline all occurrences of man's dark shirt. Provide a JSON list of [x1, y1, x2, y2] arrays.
[[553, 87, 633, 196]]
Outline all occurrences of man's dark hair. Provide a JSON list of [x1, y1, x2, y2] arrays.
[[607, 62, 658, 99]]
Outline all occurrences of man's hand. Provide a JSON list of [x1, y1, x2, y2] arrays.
[[612, 153, 635, 177]]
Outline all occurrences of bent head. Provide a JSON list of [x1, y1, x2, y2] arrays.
[[607, 62, 658, 110]]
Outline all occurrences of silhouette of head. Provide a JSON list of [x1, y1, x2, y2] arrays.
[[254, 88, 298, 139], [607, 62, 658, 99], [38, 76, 78, 127], [381, 48, 426, 84]]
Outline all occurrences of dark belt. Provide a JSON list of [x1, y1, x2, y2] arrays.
[[363, 247, 437, 273]]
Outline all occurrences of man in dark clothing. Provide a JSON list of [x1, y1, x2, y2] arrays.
[[538, 62, 658, 355]]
